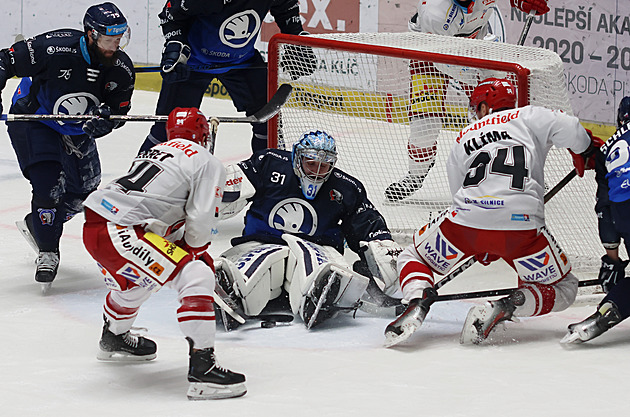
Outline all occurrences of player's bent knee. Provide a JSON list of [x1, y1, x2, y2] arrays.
[[551, 272, 579, 312], [170, 260, 215, 299]]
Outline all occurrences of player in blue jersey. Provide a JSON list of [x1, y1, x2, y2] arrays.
[[138, 0, 316, 155], [215, 131, 403, 329], [0, 2, 135, 290], [562, 97, 630, 344]]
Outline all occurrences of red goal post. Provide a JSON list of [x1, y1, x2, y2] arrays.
[[267, 32, 601, 277]]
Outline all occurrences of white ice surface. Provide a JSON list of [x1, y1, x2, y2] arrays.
[[0, 79, 627, 416]]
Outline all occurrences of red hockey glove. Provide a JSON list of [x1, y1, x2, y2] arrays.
[[569, 129, 604, 177], [475, 253, 500, 266], [510, 0, 549, 16]]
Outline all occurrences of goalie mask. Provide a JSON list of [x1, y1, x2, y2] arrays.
[[292, 131, 338, 200], [166, 107, 213, 152], [84, 2, 130, 52], [618, 96, 630, 127], [469, 78, 517, 120]]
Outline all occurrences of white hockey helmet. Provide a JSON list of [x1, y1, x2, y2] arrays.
[[291, 131, 338, 200]]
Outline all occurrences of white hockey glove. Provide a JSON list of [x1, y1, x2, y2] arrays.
[[360, 240, 404, 295], [218, 164, 255, 220]]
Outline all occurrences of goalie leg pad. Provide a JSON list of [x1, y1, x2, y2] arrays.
[[282, 234, 368, 317], [299, 264, 369, 329], [219, 242, 290, 316]]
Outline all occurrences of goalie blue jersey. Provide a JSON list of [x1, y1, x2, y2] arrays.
[[231, 149, 392, 254], [159, 0, 303, 73], [1, 29, 134, 136]]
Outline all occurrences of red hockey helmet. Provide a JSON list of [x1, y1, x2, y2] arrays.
[[469, 78, 517, 114], [166, 107, 211, 150]]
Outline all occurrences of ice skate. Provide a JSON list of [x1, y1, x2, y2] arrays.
[[460, 292, 522, 344], [186, 338, 246, 400], [385, 174, 426, 202], [384, 288, 436, 348], [36, 250, 59, 294], [97, 320, 157, 362], [561, 302, 623, 344], [16, 214, 39, 254], [302, 270, 342, 329]]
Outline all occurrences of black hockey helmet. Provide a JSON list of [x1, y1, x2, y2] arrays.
[[83, 3, 129, 46], [618, 96, 630, 127]]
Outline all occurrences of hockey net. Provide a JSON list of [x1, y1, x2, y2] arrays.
[[268, 32, 600, 279]]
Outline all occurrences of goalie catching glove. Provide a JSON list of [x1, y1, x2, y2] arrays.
[[569, 129, 604, 177], [510, 0, 549, 16], [360, 240, 404, 295], [599, 255, 629, 293], [161, 41, 191, 83], [280, 32, 317, 80]]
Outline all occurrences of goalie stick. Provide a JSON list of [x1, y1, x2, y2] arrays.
[[0, 84, 293, 124], [135, 63, 267, 73]]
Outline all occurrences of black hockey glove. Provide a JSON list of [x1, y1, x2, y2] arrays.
[[161, 41, 191, 83], [599, 254, 629, 293], [280, 32, 317, 80], [83, 104, 115, 138], [0, 61, 7, 115]]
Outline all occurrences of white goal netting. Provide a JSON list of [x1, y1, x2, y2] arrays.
[[268, 32, 601, 278]]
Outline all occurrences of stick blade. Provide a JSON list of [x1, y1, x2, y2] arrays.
[[218, 83, 293, 123]]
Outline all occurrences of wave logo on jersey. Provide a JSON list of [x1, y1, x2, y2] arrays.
[[53, 92, 99, 125], [515, 249, 560, 284], [268, 198, 318, 235], [219, 10, 260, 49], [420, 231, 462, 273]]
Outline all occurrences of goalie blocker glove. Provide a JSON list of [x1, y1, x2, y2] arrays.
[[510, 0, 550, 15], [161, 41, 191, 83], [599, 255, 629, 293], [569, 129, 604, 177], [281, 32, 317, 80]]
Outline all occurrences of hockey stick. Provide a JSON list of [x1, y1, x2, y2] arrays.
[[435, 278, 600, 302], [517, 11, 536, 46], [135, 63, 267, 73], [0, 83, 293, 124]]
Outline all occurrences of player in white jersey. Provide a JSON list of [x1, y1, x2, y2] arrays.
[[82, 108, 246, 400], [384, 78, 601, 347], [385, 0, 550, 201]]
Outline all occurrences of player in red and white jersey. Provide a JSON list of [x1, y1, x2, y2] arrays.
[[384, 78, 601, 347], [82, 107, 246, 400], [386, 0, 551, 202]]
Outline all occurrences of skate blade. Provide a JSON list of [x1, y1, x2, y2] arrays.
[[96, 349, 157, 362], [40, 282, 53, 295], [459, 306, 486, 345], [187, 382, 247, 400], [16, 220, 39, 254], [560, 330, 583, 344], [383, 323, 419, 348]]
